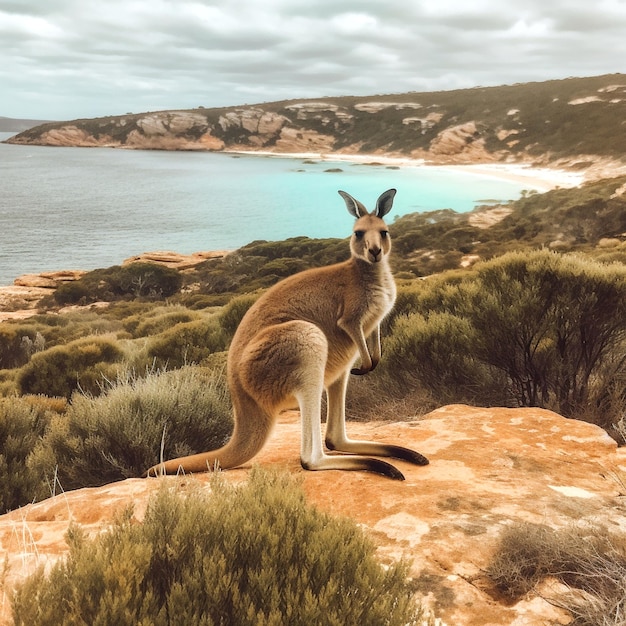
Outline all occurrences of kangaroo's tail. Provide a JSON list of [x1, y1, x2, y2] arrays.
[[143, 392, 274, 477]]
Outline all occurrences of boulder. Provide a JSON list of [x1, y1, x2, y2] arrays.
[[0, 405, 623, 625]]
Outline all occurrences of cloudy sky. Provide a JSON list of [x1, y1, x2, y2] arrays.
[[2, 0, 625, 121]]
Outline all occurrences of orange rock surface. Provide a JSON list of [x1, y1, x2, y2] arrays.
[[1, 405, 624, 625]]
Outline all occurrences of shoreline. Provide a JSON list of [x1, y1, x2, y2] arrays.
[[0, 151, 588, 298], [227, 150, 587, 192]]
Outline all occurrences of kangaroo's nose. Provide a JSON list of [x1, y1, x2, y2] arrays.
[[370, 247, 381, 260]]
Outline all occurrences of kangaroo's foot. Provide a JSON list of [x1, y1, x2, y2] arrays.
[[325, 439, 429, 466], [301, 454, 406, 480]]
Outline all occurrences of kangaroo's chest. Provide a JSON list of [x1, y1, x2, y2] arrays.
[[356, 277, 396, 334]]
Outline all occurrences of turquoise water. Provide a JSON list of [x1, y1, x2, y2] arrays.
[[0, 133, 530, 285]]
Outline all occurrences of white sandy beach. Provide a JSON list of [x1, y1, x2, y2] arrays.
[[229, 150, 586, 193]]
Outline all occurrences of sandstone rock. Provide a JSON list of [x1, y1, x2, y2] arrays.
[[13, 270, 86, 288], [0, 270, 88, 321], [354, 102, 422, 113], [285, 102, 340, 120], [274, 127, 336, 153], [611, 181, 626, 198], [468, 206, 513, 229], [218, 108, 289, 138], [429, 121, 494, 163], [497, 128, 519, 141], [0, 405, 623, 625], [12, 274, 58, 289], [0, 285, 52, 321], [597, 237, 621, 248], [123, 249, 229, 270], [34, 126, 111, 147], [568, 96, 603, 105], [284, 103, 353, 124], [402, 112, 443, 132], [124, 130, 216, 151], [136, 112, 209, 136], [197, 132, 225, 150]]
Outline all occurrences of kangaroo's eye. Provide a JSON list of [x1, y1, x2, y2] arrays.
[[354, 230, 365, 239], [381, 230, 389, 239]]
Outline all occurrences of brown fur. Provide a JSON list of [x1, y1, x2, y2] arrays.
[[144, 189, 428, 479]]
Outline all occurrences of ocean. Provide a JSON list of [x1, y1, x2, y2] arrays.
[[0, 132, 532, 286]]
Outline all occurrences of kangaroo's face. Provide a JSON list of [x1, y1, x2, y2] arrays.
[[351, 214, 391, 264], [338, 188, 397, 265]]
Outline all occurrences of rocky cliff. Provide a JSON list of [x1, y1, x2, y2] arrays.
[[1, 405, 624, 625], [6, 74, 626, 167]]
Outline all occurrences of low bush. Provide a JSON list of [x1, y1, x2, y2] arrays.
[[12, 469, 426, 626], [379, 311, 488, 403], [0, 325, 45, 369], [28, 366, 233, 490], [54, 263, 182, 305], [129, 305, 203, 338], [380, 250, 626, 427], [145, 317, 229, 368], [218, 292, 259, 337], [17, 335, 125, 398], [0, 397, 53, 511], [2, 312, 126, 353], [486, 522, 626, 625]]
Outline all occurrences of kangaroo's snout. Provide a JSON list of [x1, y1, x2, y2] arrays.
[[369, 246, 382, 262]]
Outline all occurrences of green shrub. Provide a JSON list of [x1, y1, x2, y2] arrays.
[[54, 263, 182, 305], [380, 312, 493, 403], [0, 397, 55, 511], [146, 317, 228, 368], [130, 306, 203, 338], [28, 366, 233, 490], [0, 325, 45, 369], [486, 522, 626, 625], [218, 292, 259, 336], [3, 312, 125, 351], [17, 335, 125, 398], [50, 279, 91, 305], [382, 250, 626, 426], [12, 469, 425, 626]]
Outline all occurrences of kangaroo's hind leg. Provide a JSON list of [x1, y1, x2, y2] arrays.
[[324, 371, 429, 469], [247, 321, 406, 479]]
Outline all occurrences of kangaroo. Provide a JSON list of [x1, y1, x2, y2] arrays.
[[144, 189, 428, 480]]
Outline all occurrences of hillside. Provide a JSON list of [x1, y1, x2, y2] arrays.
[[6, 74, 626, 169]]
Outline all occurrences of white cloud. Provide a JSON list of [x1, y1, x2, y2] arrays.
[[0, 0, 625, 120]]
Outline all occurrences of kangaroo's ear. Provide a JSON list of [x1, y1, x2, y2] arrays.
[[338, 190, 368, 218], [375, 189, 397, 218]]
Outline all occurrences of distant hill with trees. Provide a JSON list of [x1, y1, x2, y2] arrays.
[[6, 74, 626, 170]]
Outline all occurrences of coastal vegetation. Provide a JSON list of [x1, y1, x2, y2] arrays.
[[0, 175, 625, 513], [12, 469, 427, 626], [4, 78, 626, 625], [486, 520, 626, 624]]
